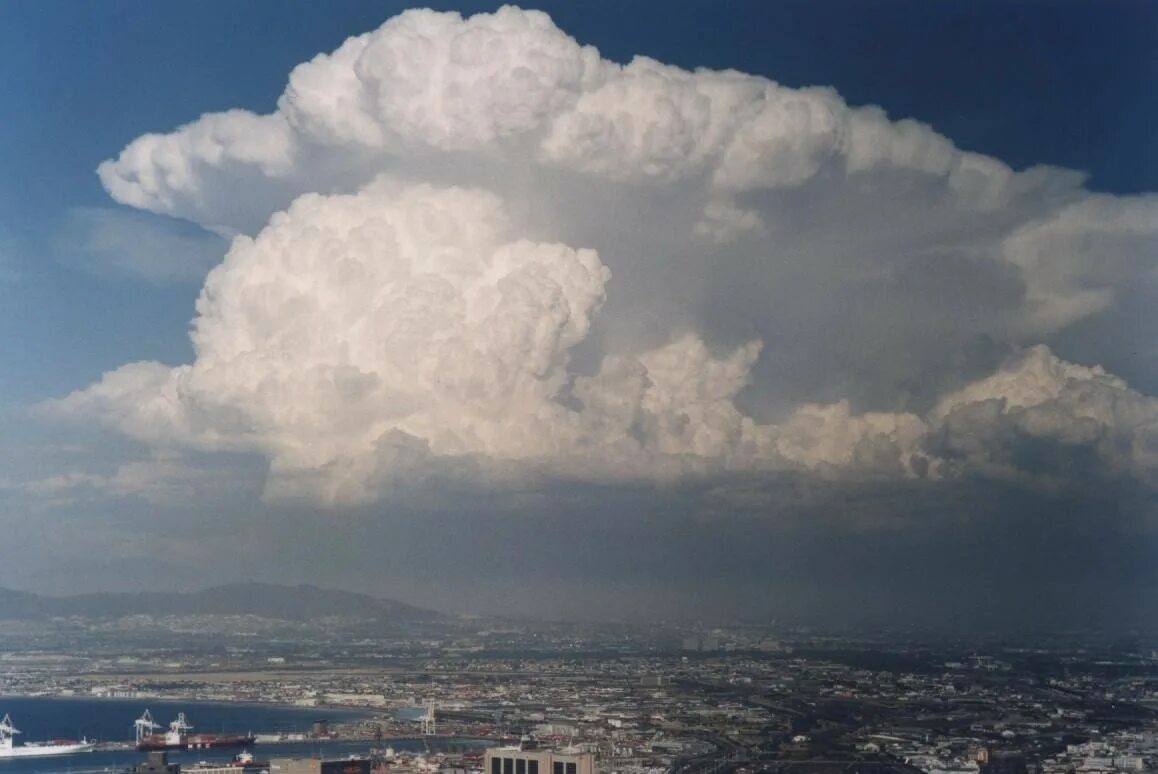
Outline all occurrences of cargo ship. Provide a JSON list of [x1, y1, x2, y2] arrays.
[[0, 714, 96, 758], [135, 710, 257, 751]]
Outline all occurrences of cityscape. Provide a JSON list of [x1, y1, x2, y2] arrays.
[[4, 594, 1158, 774]]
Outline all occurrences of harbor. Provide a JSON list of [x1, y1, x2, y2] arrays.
[[0, 699, 492, 774]]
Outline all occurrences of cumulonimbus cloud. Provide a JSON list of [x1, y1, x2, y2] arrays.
[[53, 6, 1158, 505]]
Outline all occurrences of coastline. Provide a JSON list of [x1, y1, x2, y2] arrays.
[[0, 694, 376, 718], [0, 696, 496, 748]]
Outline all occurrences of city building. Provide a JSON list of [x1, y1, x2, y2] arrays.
[[132, 752, 181, 774], [270, 758, 370, 774], [484, 746, 595, 774]]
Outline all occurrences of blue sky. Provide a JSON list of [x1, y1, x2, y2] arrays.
[[2, 1, 1157, 624]]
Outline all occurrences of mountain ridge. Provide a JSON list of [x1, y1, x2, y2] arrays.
[[0, 581, 441, 621]]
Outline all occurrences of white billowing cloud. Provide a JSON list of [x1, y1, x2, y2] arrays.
[[282, 6, 606, 152], [96, 6, 1046, 239], [66, 6, 1158, 504], [929, 346, 1158, 484], [56, 174, 940, 502], [99, 111, 294, 223], [570, 335, 766, 478], [57, 180, 613, 503], [769, 402, 929, 478], [97, 7, 610, 235], [538, 60, 758, 184], [713, 85, 848, 193], [60, 230, 1158, 503], [91, 6, 1153, 348]]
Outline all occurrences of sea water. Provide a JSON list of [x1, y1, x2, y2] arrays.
[[0, 697, 425, 774]]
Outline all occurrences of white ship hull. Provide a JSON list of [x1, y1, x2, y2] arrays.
[[0, 741, 96, 758], [0, 712, 94, 758]]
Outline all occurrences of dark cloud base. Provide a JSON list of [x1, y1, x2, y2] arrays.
[[6, 468, 1154, 636]]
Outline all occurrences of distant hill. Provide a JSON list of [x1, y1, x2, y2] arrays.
[[0, 582, 441, 622]]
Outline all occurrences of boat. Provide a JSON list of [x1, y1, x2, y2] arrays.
[[184, 750, 270, 774], [0, 714, 96, 758], [135, 710, 256, 751]]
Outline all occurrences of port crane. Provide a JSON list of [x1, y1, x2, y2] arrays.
[[134, 710, 160, 745], [169, 713, 193, 735], [0, 714, 20, 742]]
